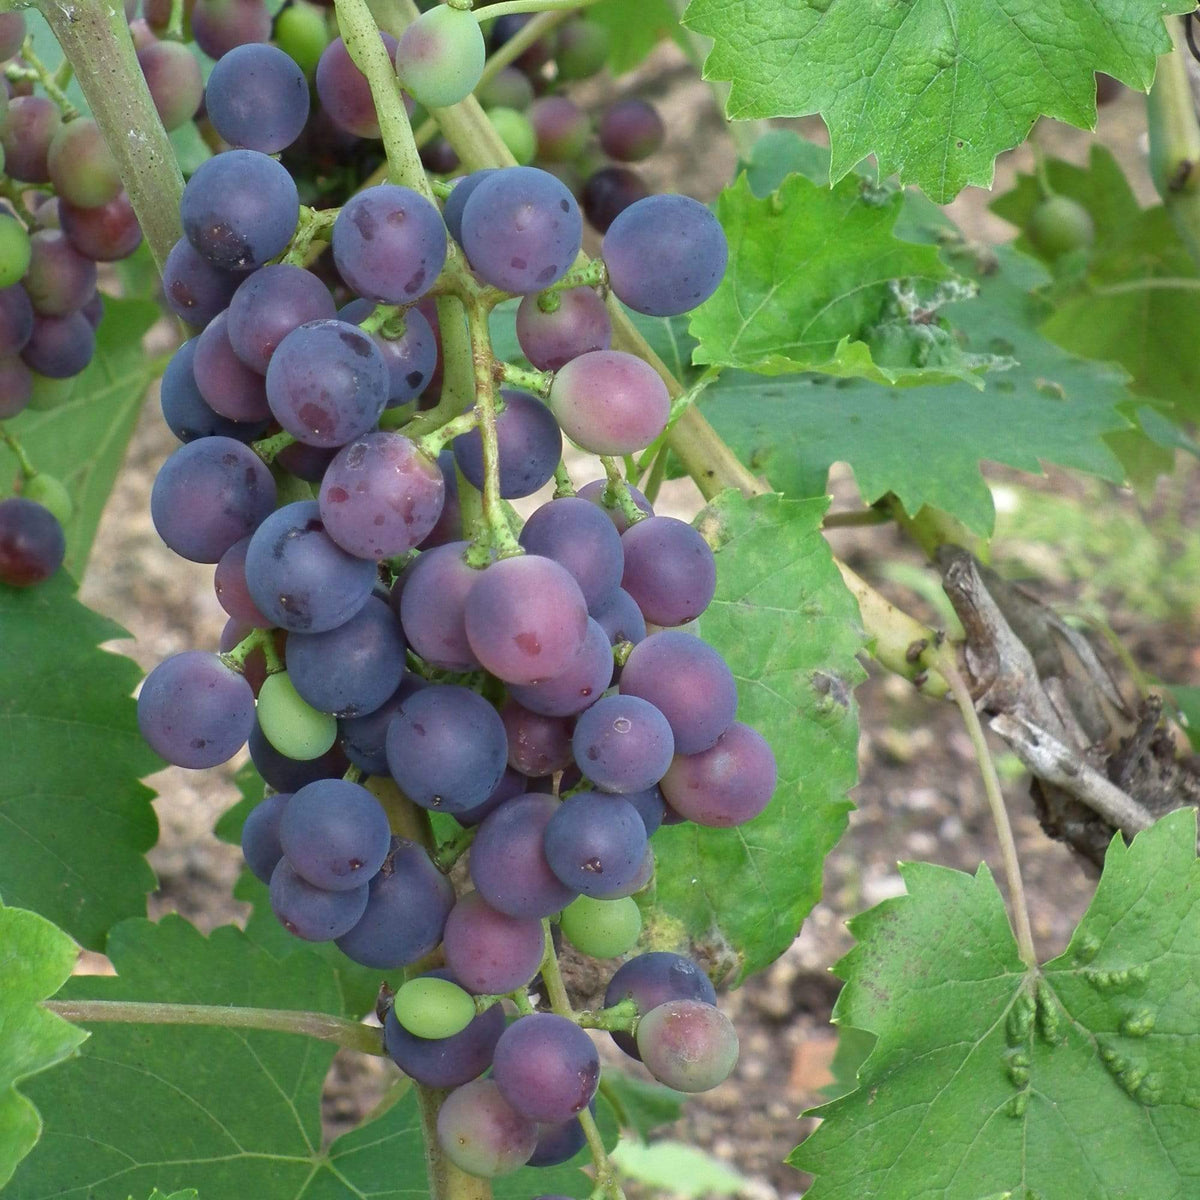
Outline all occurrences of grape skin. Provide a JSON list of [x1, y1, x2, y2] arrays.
[[278, 779, 391, 892], [620, 515, 717, 627], [268, 857, 368, 942], [598, 98, 665, 163], [193, 310, 271, 423], [517, 496, 623, 611], [580, 165, 649, 234], [240, 792, 290, 884], [227, 264, 336, 375], [548, 349, 670, 456], [515, 287, 611, 372], [205, 43, 310, 155], [592, 588, 646, 654], [396, 4, 486, 109], [20, 312, 95, 379], [571, 694, 674, 794], [338, 674, 427, 775], [340, 298, 437, 404], [491, 1013, 600, 1124], [500, 700, 574, 778], [316, 34, 398, 139], [506, 616, 613, 717], [394, 977, 476, 1040], [0, 284, 34, 357], [24, 230, 97, 316], [442, 890, 545, 995], [575, 477, 653, 532], [0, 496, 64, 587], [396, 540, 481, 670], [603, 950, 717, 1060], [214, 536, 272, 626], [256, 671, 338, 761], [452, 390, 562, 500], [436, 1078, 539, 1177], [636, 999, 739, 1092], [161, 237, 242, 329], [543, 791, 648, 899], [59, 192, 143, 263], [660, 722, 777, 828]]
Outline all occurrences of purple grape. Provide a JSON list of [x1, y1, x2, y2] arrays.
[[0, 284, 33, 357], [338, 673, 426, 775], [335, 837, 456, 968], [492, 1013, 600, 1124], [420, 135, 460, 174], [205, 42, 310, 154], [0, 358, 33, 419], [275, 441, 338, 482], [240, 791, 290, 883], [592, 588, 646, 650], [397, 540, 481, 670], [315, 34, 398, 138], [227, 264, 336, 374], [244, 500, 378, 632], [581, 166, 649, 234], [549, 350, 669, 456], [249, 721, 349, 792], [636, 999, 738, 1092], [460, 167, 582, 294], [623, 784, 665, 836], [385, 683, 508, 814], [340, 297, 438, 405], [464, 554, 588, 685], [0, 12, 25, 60], [575, 478, 653, 532], [418, 448, 461, 546], [160, 339, 268, 444], [442, 169, 496, 243], [515, 287, 611, 372], [214, 536, 272, 626], [518, 496, 623, 611], [384, 968, 505, 1087], [604, 951, 717, 1059], [598, 98, 665, 162], [488, 13, 555, 71], [529, 96, 589, 161], [621, 516, 716, 626], [660, 722, 776, 828], [543, 791, 647, 898], [506, 616, 612, 716], [500, 699, 573, 778], [279, 778, 391, 891], [452, 389, 562, 500], [47, 118, 121, 209], [285, 595, 406, 716], [137, 39, 204, 130], [572, 695, 673, 793], [60, 192, 143, 262], [528, 1114, 587, 1167], [266, 319, 388, 447], [194, 310, 271, 423], [437, 1078, 539, 1176], [1, 97, 61, 182], [453, 766, 528, 827], [181, 149, 299, 271], [332, 185, 447, 303], [318, 432, 445, 559], [81, 293, 103, 329], [268, 857, 368, 941], [0, 497, 64, 586], [191, 0, 273, 59], [442, 890, 545, 994], [23, 230, 97, 316], [161, 237, 243, 328], [20, 311, 94, 378], [137, 650, 256, 768]]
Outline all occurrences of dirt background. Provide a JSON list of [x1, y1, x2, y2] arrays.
[[72, 40, 1199, 1200]]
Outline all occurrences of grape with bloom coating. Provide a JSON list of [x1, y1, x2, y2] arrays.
[[636, 999, 738, 1092], [453, 390, 561, 500], [396, 4, 485, 109], [549, 349, 670, 455], [279, 778, 391, 891], [492, 1013, 600, 1124], [205, 43, 310, 154], [442, 890, 545, 995], [604, 951, 716, 1060], [661, 722, 777, 827], [543, 792, 648, 898], [397, 540, 481, 671], [515, 287, 611, 372], [621, 516, 716, 626], [436, 1079, 538, 1177], [268, 858, 368, 941], [0, 497, 64, 587]]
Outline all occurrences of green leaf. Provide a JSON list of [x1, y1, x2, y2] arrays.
[[587, 0, 680, 73], [741, 128, 831, 196], [139, 1192, 199, 1200], [611, 1139, 747, 1198], [601, 1072, 687, 1140], [0, 574, 160, 950], [690, 172, 985, 388], [820, 1025, 875, 1102], [651, 492, 864, 982], [0, 299, 163, 574], [697, 246, 1131, 533], [683, 0, 1191, 203], [0, 899, 87, 1189], [1165, 685, 1200, 752], [794, 809, 1200, 1198]]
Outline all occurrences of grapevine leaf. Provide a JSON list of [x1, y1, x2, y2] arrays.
[[139, 1192, 199, 1199], [0, 573, 160, 950], [0, 298, 162, 574], [690, 172, 984, 388], [652, 492, 864, 983], [610, 1139, 747, 1198], [600, 1073, 686, 1139], [586, 0, 681, 73], [741, 128, 831, 196], [795, 809, 1200, 1199], [0, 899, 87, 1189], [820, 1025, 875, 1101], [682, 0, 1191, 203]]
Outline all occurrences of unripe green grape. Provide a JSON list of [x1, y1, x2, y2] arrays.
[[274, 0, 331, 78], [396, 5, 485, 110], [23, 473, 73, 526], [48, 118, 123, 209], [25, 371, 75, 412], [560, 894, 642, 958], [256, 671, 338, 760], [0, 214, 32, 289], [1027, 195, 1094, 259], [475, 67, 533, 113], [395, 976, 478, 1040], [487, 107, 536, 166], [555, 18, 610, 81]]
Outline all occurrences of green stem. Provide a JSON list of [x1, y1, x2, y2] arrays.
[[252, 430, 298, 465], [497, 361, 552, 396], [36, 0, 183, 273], [221, 627, 282, 674], [641, 444, 668, 504], [284, 206, 338, 266], [575, 999, 639, 1033], [0, 423, 37, 479], [822, 507, 893, 529], [553, 460, 575, 497], [417, 409, 479, 457], [472, 0, 599, 22], [402, 297, 476, 438], [433, 822, 477, 871], [10, 37, 78, 117], [166, 0, 185, 40], [43, 998, 388, 1055], [600, 456, 649, 527], [361, 304, 405, 336]]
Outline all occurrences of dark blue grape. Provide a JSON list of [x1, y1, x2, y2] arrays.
[[315, 33, 397, 139], [518, 496, 623, 610], [543, 791, 647, 898], [160, 339, 269, 444], [452, 389, 561, 500], [240, 791, 290, 883], [604, 951, 716, 1060], [249, 721, 349, 792], [340, 297, 437, 405], [161, 236, 243, 328], [269, 857, 368, 941], [193, 309, 271, 423], [279, 777, 391, 891], [0, 283, 34, 357], [491, 1013, 600, 1124], [453, 766, 528, 827], [20, 311, 94, 378], [397, 540, 481, 670], [0, 496, 64, 587], [571, 694, 673, 793], [592, 587, 646, 649], [337, 673, 426, 776], [442, 169, 496, 243], [621, 516, 716, 626], [205, 43, 310, 154], [581, 165, 649, 234], [598, 98, 664, 162], [623, 784, 665, 837], [227, 263, 336, 374], [528, 1112, 588, 1167]]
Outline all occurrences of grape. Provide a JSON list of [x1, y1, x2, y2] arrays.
[[274, 0, 330, 76], [0, 284, 33, 356], [437, 1078, 539, 1177], [556, 18, 610, 80], [81, 294, 103, 330], [598, 98, 665, 162], [244, 500, 378, 632], [1, 97, 61, 183], [214, 537, 271, 625], [150, 436, 276, 563], [337, 838, 457, 967], [396, 4, 486, 108], [515, 287, 611, 372], [315, 34, 398, 138], [571, 695, 674, 793], [191, 0, 272, 56], [419, 449, 462, 546], [500, 700, 573, 778], [0, 359, 33, 419], [604, 951, 716, 1059], [0, 497, 65, 587], [285, 595, 406, 716], [603, 195, 727, 316], [19, 475, 70, 528], [592, 588, 646, 652], [507, 616, 612, 716], [249, 720, 349, 792], [529, 96, 590, 162], [453, 765, 528, 827], [47, 118, 121, 208], [240, 791, 290, 883], [1028, 195, 1095, 258], [257, 670, 338, 760], [460, 167, 582, 294], [278, 778, 391, 890], [529, 1117, 590, 1169], [340, 297, 437, 404], [463, 554, 588, 685], [205, 43, 310, 154], [137, 650, 256, 768], [492, 1013, 600, 1124], [268, 857, 368, 941], [0, 12, 25, 60], [318, 432, 445, 558], [59, 192, 143, 262], [543, 791, 647, 898], [332, 185, 447, 303], [442, 890, 545, 994], [227, 264, 336, 374], [0, 219, 30, 295], [193, 311, 271, 422], [442, 169, 496, 244], [23, 231, 97, 317], [385, 683, 508, 814], [560, 894, 642, 958], [490, 13, 556, 71], [394, 976, 476, 1039], [265, 319, 388, 447], [338, 673, 425, 774], [20, 312, 94, 379], [636, 999, 738, 1092], [581, 165, 649, 234], [622, 784, 665, 836], [275, 441, 337, 482], [476, 68, 533, 113], [469, 793, 578, 918], [453, 390, 561, 500], [161, 237, 242, 328], [576, 477, 653, 533], [160, 339, 268, 444], [660, 722, 776, 827], [488, 107, 537, 166], [621, 516, 716, 626], [396, 541, 480, 669], [549, 350, 669, 456], [419, 133, 460, 174], [136, 40, 204, 131]]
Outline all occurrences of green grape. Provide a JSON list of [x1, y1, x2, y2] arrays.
[[0, 213, 32, 289], [1027, 195, 1094, 259], [475, 67, 533, 113], [26, 371, 76, 412], [23, 473, 73, 525], [396, 4, 486, 110], [560, 894, 642, 959], [487, 107, 537, 166], [555, 18, 610, 81], [48, 118, 122, 208], [395, 976, 478, 1040], [274, 0, 331, 78], [256, 671, 338, 761]]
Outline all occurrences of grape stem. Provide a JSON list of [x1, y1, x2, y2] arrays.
[[496, 361, 552, 396], [552, 460, 575, 497], [0, 424, 37, 480], [9, 38, 78, 118], [251, 430, 298, 465], [472, 0, 602, 22], [284, 206, 339, 266], [575, 998, 639, 1033], [415, 408, 479, 457], [599, 456, 647, 527], [42, 998, 389, 1056], [221, 627, 282, 675], [360, 304, 407, 337], [432, 822, 477, 871], [166, 0, 185, 41]]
